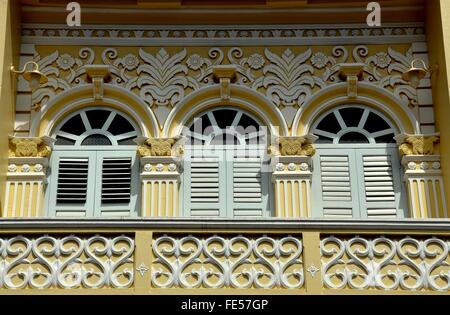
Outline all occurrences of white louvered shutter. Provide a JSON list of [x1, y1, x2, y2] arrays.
[[313, 149, 358, 218], [229, 149, 270, 217], [356, 149, 404, 218], [95, 152, 138, 217], [48, 152, 96, 217], [184, 149, 226, 217]]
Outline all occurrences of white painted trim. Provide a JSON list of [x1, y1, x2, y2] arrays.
[[0, 218, 450, 231], [163, 84, 288, 137], [31, 84, 158, 137], [292, 83, 420, 136]]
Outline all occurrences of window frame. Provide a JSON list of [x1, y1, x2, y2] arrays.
[[46, 107, 141, 218], [310, 105, 407, 219], [181, 107, 272, 218]]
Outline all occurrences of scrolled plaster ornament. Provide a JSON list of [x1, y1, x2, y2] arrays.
[[22, 164, 31, 173], [143, 164, 153, 172], [34, 164, 44, 172], [287, 163, 297, 171], [8, 164, 17, 173], [151, 235, 304, 289], [137, 138, 175, 157], [274, 135, 319, 157], [396, 134, 440, 156], [9, 137, 52, 158], [321, 235, 450, 291], [155, 164, 164, 172], [275, 163, 285, 172], [432, 162, 441, 170], [407, 162, 417, 170]]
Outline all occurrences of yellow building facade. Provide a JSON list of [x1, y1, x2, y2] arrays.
[[1, 0, 450, 294]]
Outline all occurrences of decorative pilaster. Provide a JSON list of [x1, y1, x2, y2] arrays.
[[396, 133, 448, 218], [271, 135, 318, 218], [4, 136, 55, 218], [136, 137, 184, 217]]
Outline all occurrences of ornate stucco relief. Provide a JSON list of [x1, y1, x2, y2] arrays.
[[0, 235, 134, 289], [33, 45, 417, 129], [151, 235, 304, 289], [321, 235, 450, 291], [9, 136, 53, 158]]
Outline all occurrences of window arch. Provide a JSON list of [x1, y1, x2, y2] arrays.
[[310, 105, 407, 219], [311, 106, 397, 145], [47, 107, 140, 218], [182, 107, 272, 218], [53, 108, 140, 147], [184, 108, 266, 147]]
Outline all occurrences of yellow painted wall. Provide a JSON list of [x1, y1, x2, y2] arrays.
[[0, 0, 21, 216], [426, 0, 450, 212]]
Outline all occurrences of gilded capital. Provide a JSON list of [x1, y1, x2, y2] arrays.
[[270, 135, 318, 157], [395, 133, 440, 156], [136, 136, 185, 157], [9, 136, 54, 158]]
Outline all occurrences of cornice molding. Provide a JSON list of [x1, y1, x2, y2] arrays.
[[21, 23, 426, 46], [1, 218, 450, 231]]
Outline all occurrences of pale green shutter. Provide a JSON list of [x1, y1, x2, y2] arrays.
[[47, 151, 96, 217], [313, 149, 359, 218], [229, 149, 270, 218], [184, 149, 226, 217], [355, 148, 405, 219], [95, 151, 139, 217]]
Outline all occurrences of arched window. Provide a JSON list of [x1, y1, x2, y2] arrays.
[[47, 108, 140, 218], [182, 108, 272, 218], [311, 106, 407, 219]]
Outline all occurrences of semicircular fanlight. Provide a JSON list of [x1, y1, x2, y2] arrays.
[[312, 106, 396, 145], [54, 108, 139, 146]]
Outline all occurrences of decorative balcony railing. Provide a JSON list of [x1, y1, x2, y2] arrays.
[[0, 218, 450, 294]]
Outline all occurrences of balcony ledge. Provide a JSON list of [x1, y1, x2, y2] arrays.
[[0, 218, 450, 231]]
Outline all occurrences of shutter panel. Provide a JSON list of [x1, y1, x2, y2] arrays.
[[48, 152, 96, 217], [230, 149, 270, 217], [185, 150, 226, 217], [56, 158, 89, 204], [95, 152, 138, 217], [314, 150, 358, 218], [356, 149, 404, 218], [101, 158, 132, 204]]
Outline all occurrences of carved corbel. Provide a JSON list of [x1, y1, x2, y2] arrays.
[[9, 136, 56, 158], [338, 63, 364, 99], [135, 136, 186, 157], [395, 133, 440, 156], [212, 65, 237, 101], [269, 135, 319, 157], [86, 65, 111, 100]]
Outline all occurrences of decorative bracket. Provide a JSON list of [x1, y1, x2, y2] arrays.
[[9, 135, 56, 158], [338, 63, 364, 99], [395, 133, 440, 156], [212, 65, 237, 101], [86, 65, 111, 100], [135, 136, 186, 157], [269, 135, 319, 157]]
